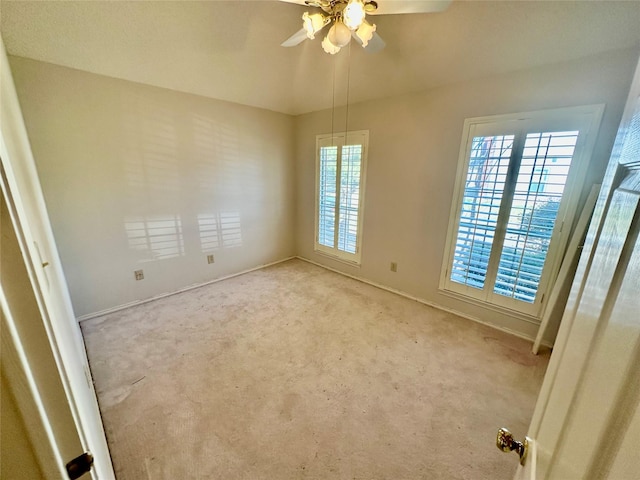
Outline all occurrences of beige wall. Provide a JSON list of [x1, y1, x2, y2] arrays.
[[9, 48, 638, 342], [294, 48, 639, 343], [10, 57, 296, 318]]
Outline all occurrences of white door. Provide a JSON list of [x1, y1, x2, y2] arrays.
[[2, 186, 84, 479], [1, 37, 114, 479], [506, 55, 640, 479]]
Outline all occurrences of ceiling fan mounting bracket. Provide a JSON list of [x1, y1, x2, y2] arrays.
[[304, 0, 378, 17]]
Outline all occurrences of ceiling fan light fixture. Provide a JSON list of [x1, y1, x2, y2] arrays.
[[321, 35, 341, 54], [355, 19, 376, 47], [364, 0, 378, 13], [343, 0, 366, 30], [327, 20, 352, 48], [302, 11, 328, 39]]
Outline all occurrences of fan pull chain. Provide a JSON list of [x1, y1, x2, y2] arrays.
[[345, 40, 352, 136], [331, 52, 336, 141]]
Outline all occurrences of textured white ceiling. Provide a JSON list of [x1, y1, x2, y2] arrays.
[[2, 0, 640, 115]]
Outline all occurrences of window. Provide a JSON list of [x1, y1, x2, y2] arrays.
[[441, 106, 603, 317], [315, 130, 368, 264]]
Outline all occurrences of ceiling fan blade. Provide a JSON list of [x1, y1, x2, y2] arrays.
[[278, 0, 308, 6], [368, 0, 452, 15], [278, 0, 329, 7], [364, 32, 386, 53], [281, 28, 309, 47], [351, 30, 386, 53]]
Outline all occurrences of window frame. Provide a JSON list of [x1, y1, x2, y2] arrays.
[[439, 105, 604, 318], [314, 130, 369, 265]]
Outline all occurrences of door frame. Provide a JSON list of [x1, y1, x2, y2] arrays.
[[0, 35, 114, 479], [1, 177, 70, 479], [528, 55, 640, 443]]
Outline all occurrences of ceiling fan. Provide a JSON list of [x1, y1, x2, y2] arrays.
[[280, 0, 452, 54]]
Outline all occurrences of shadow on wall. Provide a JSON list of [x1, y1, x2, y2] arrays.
[[123, 212, 242, 262], [197, 212, 242, 253], [124, 214, 185, 261], [119, 91, 252, 265]]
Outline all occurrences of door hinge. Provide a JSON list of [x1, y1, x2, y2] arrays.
[[66, 452, 94, 480]]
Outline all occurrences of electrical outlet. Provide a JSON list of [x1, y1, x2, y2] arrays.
[[390, 262, 398, 272], [134, 269, 144, 281], [207, 254, 215, 264]]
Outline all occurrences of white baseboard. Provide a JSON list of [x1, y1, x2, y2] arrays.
[[79, 254, 553, 350], [76, 256, 296, 323], [295, 256, 553, 350]]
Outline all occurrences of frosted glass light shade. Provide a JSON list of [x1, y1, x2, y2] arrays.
[[302, 12, 327, 39], [343, 0, 366, 30], [355, 20, 376, 47], [322, 36, 341, 54], [327, 21, 352, 48]]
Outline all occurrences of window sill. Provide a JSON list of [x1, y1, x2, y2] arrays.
[[313, 248, 362, 268], [438, 288, 542, 326]]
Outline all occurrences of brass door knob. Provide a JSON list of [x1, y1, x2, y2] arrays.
[[496, 427, 530, 466]]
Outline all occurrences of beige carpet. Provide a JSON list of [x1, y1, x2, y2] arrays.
[[81, 259, 549, 479]]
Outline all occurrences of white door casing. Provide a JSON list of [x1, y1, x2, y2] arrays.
[[514, 54, 640, 479], [0, 35, 114, 478]]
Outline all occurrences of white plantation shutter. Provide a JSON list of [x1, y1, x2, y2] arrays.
[[315, 131, 368, 263], [318, 146, 338, 248], [494, 131, 578, 303], [451, 135, 514, 289], [338, 145, 362, 254], [442, 106, 603, 317]]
